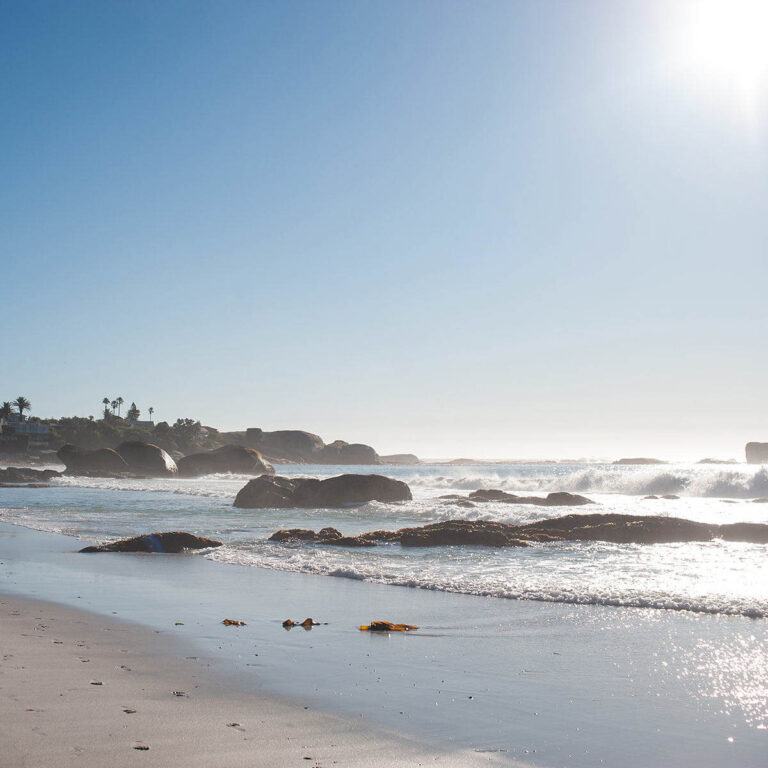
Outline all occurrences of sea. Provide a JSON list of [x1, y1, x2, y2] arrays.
[[2, 461, 767, 619]]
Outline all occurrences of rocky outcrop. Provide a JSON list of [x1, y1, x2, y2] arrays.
[[467, 489, 593, 506], [268, 513, 768, 548], [0, 467, 61, 483], [57, 444, 130, 476], [316, 440, 380, 464], [380, 454, 421, 465], [115, 441, 177, 476], [79, 531, 223, 553], [233, 473, 412, 508], [177, 445, 274, 477], [244, 429, 326, 462], [746, 442, 768, 464], [613, 458, 668, 465], [243, 428, 381, 464]]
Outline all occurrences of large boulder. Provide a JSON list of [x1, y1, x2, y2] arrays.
[[316, 440, 380, 465], [398, 520, 530, 548], [57, 444, 130, 476], [244, 429, 325, 462], [233, 473, 412, 508], [115, 441, 177, 476], [80, 531, 222, 553], [177, 445, 274, 477], [746, 442, 768, 464]]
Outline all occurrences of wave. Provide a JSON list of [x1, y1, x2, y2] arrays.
[[405, 467, 768, 499], [205, 542, 767, 619]]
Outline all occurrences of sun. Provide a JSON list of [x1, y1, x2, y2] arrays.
[[670, 0, 768, 117]]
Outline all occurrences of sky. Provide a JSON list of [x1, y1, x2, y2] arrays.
[[2, 0, 766, 460]]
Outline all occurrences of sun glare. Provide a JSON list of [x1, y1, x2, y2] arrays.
[[671, 0, 768, 119]]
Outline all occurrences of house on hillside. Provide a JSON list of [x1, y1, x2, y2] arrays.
[[0, 413, 50, 452]]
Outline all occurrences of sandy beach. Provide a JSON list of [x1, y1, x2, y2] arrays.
[[1, 519, 766, 767], [0, 592, 507, 768]]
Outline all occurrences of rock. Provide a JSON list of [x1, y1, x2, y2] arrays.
[[244, 429, 325, 462], [397, 520, 531, 547], [753, 498, 768, 503], [115, 441, 177, 476], [316, 440, 380, 465], [467, 489, 593, 506], [0, 467, 60, 483], [323, 535, 377, 547], [612, 458, 668, 465], [644, 495, 659, 500], [80, 531, 222, 553], [234, 474, 412, 508], [718, 523, 768, 544], [661, 494, 680, 500], [380, 454, 421, 465], [177, 445, 274, 477], [697, 458, 738, 464], [746, 442, 768, 464], [57, 444, 130, 476]]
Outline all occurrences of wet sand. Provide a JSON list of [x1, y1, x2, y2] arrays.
[[0, 593, 506, 768]]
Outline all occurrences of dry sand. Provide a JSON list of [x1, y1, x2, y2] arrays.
[[0, 594, 507, 768]]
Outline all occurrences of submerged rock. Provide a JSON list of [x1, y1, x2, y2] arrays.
[[116, 441, 178, 476], [467, 489, 593, 506], [177, 445, 274, 477], [612, 458, 668, 465], [79, 531, 222, 553], [267, 513, 768, 548], [234, 474, 412, 508]]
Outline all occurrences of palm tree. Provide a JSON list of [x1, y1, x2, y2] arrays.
[[102, 397, 110, 420], [14, 396, 31, 420], [148, 406, 154, 422], [0, 401, 12, 420], [110, 399, 118, 415], [116, 396, 124, 417]]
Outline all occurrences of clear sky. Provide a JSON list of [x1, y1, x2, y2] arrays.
[[2, 0, 766, 460]]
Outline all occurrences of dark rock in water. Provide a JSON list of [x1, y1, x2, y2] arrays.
[[234, 474, 412, 508], [698, 458, 738, 465], [80, 531, 222, 553], [398, 520, 531, 548], [746, 442, 768, 464], [116, 441, 177, 476], [177, 445, 274, 477], [57, 444, 129, 476], [268, 527, 372, 547], [661, 494, 680, 500], [323, 535, 377, 547], [468, 489, 593, 506], [753, 498, 768, 503], [718, 523, 768, 544], [644, 495, 659, 500], [612, 458, 668, 465], [0, 467, 61, 483]]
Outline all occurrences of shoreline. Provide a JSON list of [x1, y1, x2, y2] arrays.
[[0, 593, 502, 768], [1, 520, 767, 766]]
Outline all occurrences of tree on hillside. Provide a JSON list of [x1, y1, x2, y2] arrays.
[[0, 401, 12, 419], [116, 396, 124, 417], [110, 399, 118, 415], [14, 396, 31, 419], [148, 406, 154, 422], [126, 402, 140, 421], [102, 397, 110, 419]]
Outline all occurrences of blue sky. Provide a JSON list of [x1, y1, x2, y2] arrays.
[[2, 0, 766, 459]]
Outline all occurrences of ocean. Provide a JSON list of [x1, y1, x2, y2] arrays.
[[2, 461, 767, 618]]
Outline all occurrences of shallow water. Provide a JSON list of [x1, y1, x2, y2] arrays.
[[1, 462, 766, 618]]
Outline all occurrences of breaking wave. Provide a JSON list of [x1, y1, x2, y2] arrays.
[[405, 466, 768, 499]]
